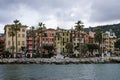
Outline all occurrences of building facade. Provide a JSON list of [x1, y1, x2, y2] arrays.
[[26, 30, 36, 54], [103, 30, 116, 52], [0, 33, 5, 54], [4, 24, 27, 54], [42, 29, 56, 45], [55, 29, 71, 55]]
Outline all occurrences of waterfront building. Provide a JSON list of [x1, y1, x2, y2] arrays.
[[72, 31, 84, 49], [103, 29, 117, 52], [4, 24, 27, 54], [0, 33, 5, 54], [42, 28, 56, 53], [26, 28, 56, 55], [26, 29, 37, 54], [42, 28, 56, 45], [85, 31, 95, 44], [55, 28, 70, 55]]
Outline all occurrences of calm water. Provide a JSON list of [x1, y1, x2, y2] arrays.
[[0, 64, 120, 80]]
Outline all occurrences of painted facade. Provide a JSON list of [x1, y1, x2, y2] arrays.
[[4, 25, 27, 53], [55, 29, 70, 55], [103, 30, 116, 52]]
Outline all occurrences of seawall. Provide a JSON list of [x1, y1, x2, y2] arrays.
[[0, 57, 120, 64]]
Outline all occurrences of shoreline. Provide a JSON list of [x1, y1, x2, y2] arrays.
[[0, 57, 120, 64]]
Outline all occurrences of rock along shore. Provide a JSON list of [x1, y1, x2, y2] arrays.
[[0, 57, 120, 64]]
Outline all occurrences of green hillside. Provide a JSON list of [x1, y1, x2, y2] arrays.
[[84, 23, 120, 38]]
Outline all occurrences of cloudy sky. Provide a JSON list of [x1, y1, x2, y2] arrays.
[[0, 0, 120, 33]]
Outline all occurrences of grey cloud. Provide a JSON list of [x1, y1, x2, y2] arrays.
[[0, 0, 120, 26], [90, 0, 120, 22]]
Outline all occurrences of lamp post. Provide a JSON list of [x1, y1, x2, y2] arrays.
[[101, 32, 104, 62], [70, 27, 74, 52]]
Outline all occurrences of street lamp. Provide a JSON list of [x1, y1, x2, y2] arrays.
[[101, 32, 104, 62]]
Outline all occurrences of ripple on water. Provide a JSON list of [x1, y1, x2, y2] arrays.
[[0, 64, 120, 80]]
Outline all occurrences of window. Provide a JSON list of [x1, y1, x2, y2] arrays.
[[46, 38, 48, 41], [18, 41, 20, 45], [67, 38, 68, 42], [67, 33, 68, 36], [8, 41, 10, 45], [8, 28, 11, 31], [22, 29, 25, 32], [52, 33, 54, 36], [22, 34, 25, 38], [77, 43, 79, 46], [18, 34, 20, 37], [22, 41, 25, 45], [63, 33, 64, 36]]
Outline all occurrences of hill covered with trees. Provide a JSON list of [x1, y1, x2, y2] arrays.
[[84, 23, 120, 38]]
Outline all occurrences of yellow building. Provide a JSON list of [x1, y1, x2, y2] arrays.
[[103, 30, 116, 52], [55, 29, 70, 55], [4, 24, 27, 53]]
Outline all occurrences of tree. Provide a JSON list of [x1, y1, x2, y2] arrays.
[[21, 46, 26, 53], [0, 40, 4, 54], [42, 45, 54, 57], [8, 25, 15, 54], [115, 40, 120, 50], [13, 19, 21, 55], [94, 28, 102, 52], [85, 44, 99, 56], [36, 22, 45, 54], [65, 42, 73, 54], [74, 20, 84, 56]]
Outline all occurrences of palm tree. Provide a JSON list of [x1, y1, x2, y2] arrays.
[[13, 19, 20, 56], [74, 20, 84, 57], [94, 28, 102, 53], [36, 22, 45, 55], [65, 42, 73, 56], [8, 25, 15, 55]]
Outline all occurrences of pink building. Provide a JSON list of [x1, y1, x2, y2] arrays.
[[26, 30, 36, 54], [42, 28, 56, 45], [83, 31, 95, 44], [26, 28, 56, 55]]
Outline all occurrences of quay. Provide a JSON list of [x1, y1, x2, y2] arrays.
[[0, 57, 120, 64]]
